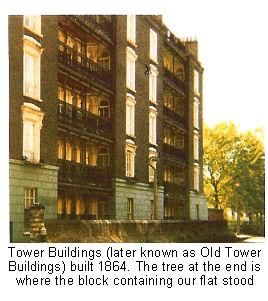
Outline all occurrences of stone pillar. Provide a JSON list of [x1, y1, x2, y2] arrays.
[[29, 204, 45, 243]]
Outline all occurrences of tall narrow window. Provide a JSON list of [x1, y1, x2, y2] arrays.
[[150, 28, 158, 63], [97, 147, 109, 167], [24, 16, 41, 35], [149, 110, 157, 145], [149, 66, 158, 103], [194, 101, 199, 129], [126, 143, 136, 178], [98, 97, 110, 118], [126, 96, 135, 136], [127, 198, 134, 220], [194, 69, 200, 96], [194, 167, 200, 191], [126, 47, 137, 91], [194, 135, 199, 160], [23, 35, 42, 100], [127, 15, 136, 45], [22, 103, 44, 163]]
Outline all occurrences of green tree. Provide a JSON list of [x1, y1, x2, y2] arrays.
[[203, 122, 238, 209], [203, 123, 265, 222]]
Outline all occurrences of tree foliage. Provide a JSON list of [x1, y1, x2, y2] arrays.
[[203, 122, 264, 218]]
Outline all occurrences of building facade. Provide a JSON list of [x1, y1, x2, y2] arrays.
[[9, 15, 207, 242]]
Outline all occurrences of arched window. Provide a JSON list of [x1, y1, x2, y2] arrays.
[[98, 99, 110, 118], [97, 147, 109, 167]]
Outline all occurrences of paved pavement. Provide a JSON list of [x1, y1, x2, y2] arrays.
[[236, 234, 265, 243]]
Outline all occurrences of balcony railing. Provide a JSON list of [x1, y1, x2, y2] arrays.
[[165, 30, 186, 52], [163, 106, 187, 129], [58, 42, 112, 88], [163, 143, 187, 163], [75, 15, 114, 41], [58, 100, 113, 139], [58, 159, 112, 188], [164, 68, 185, 92], [163, 181, 187, 196]]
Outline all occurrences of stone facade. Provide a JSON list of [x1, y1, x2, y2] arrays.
[[189, 191, 208, 221], [9, 159, 58, 242], [112, 178, 164, 220]]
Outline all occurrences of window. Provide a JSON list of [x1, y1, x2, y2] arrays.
[[66, 141, 72, 161], [194, 166, 200, 191], [194, 69, 200, 96], [126, 142, 136, 178], [58, 141, 64, 159], [97, 148, 109, 167], [127, 15, 136, 45], [98, 98, 110, 118], [149, 110, 157, 145], [149, 150, 157, 183], [24, 187, 37, 209], [24, 16, 41, 35], [22, 103, 44, 162], [127, 198, 134, 220], [174, 132, 184, 149], [149, 66, 157, 103], [194, 135, 199, 160], [126, 47, 137, 91], [126, 96, 135, 136], [23, 35, 42, 100], [150, 28, 158, 62], [194, 101, 199, 129], [196, 204, 200, 220]]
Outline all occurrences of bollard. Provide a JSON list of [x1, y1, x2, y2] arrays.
[[40, 226, 47, 243]]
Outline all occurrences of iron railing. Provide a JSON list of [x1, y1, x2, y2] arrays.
[[58, 159, 112, 188], [58, 100, 113, 139], [58, 41, 113, 88]]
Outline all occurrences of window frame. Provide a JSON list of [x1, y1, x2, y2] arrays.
[[23, 35, 42, 101], [22, 103, 44, 163], [194, 69, 200, 96], [194, 134, 199, 160], [193, 99, 199, 129], [149, 108, 157, 145], [127, 15, 136, 45], [149, 65, 158, 103], [126, 95, 136, 137], [24, 15, 42, 37], [194, 166, 200, 191], [150, 28, 158, 63], [126, 47, 137, 92], [125, 141, 136, 178]]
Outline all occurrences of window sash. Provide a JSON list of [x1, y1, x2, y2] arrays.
[[149, 72, 157, 102], [194, 102, 199, 128], [150, 29, 158, 62], [23, 120, 35, 160], [24, 187, 36, 209], [127, 56, 135, 90], [149, 114, 156, 144], [194, 70, 200, 95], [127, 15, 136, 44], [194, 136, 199, 160], [194, 168, 200, 191], [126, 150, 134, 177]]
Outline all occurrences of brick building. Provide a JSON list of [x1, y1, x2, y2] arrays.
[[9, 15, 207, 242]]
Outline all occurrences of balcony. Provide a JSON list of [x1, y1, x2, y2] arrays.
[[165, 31, 186, 53], [74, 15, 114, 43], [58, 42, 113, 89], [164, 68, 185, 92], [163, 143, 187, 164], [58, 159, 112, 189], [163, 106, 187, 129], [58, 100, 113, 140], [163, 181, 187, 196]]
